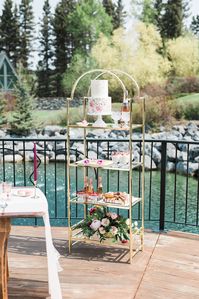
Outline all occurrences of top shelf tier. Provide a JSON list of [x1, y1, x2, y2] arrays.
[[68, 123, 142, 131]]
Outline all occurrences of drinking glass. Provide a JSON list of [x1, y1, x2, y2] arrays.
[[4, 182, 12, 200], [121, 112, 130, 128], [111, 111, 121, 127]]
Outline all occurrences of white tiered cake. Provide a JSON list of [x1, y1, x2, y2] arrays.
[[87, 80, 112, 117]]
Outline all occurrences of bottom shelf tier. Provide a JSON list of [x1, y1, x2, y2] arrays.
[[70, 228, 142, 251]]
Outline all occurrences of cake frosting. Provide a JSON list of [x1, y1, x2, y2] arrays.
[[91, 80, 108, 98], [87, 80, 112, 115]]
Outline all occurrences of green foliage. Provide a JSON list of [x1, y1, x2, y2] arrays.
[[91, 23, 170, 90], [69, 0, 113, 57], [0, 94, 7, 126], [182, 103, 199, 120], [76, 206, 130, 243], [191, 15, 199, 36], [9, 66, 34, 135], [37, 0, 54, 97], [167, 35, 199, 77], [0, 0, 20, 66], [131, 0, 155, 24], [19, 0, 34, 68], [103, 0, 126, 30], [62, 53, 98, 97], [52, 0, 76, 96]]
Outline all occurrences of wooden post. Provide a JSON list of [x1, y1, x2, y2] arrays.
[[0, 218, 11, 299]]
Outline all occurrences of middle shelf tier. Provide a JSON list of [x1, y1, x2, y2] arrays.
[[69, 159, 142, 171], [70, 196, 141, 210]]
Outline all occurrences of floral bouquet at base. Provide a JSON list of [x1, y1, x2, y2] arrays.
[[76, 206, 130, 243]]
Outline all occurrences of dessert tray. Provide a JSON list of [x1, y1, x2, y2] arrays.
[[75, 159, 113, 167]]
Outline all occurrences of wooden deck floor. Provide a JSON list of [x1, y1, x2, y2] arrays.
[[7, 226, 199, 299]]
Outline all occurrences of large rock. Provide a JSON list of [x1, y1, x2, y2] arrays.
[[0, 154, 23, 163], [176, 162, 198, 176], [143, 155, 157, 170], [166, 162, 175, 172]]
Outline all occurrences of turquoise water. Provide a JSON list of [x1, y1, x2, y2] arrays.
[[0, 162, 198, 233]]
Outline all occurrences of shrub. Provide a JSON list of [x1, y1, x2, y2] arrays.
[[166, 76, 199, 95], [132, 96, 174, 128], [183, 103, 199, 120]]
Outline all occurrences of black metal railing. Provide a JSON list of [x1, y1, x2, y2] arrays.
[[0, 138, 198, 233]]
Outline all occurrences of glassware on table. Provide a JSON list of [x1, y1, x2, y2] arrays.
[[4, 182, 12, 200], [121, 111, 130, 128], [111, 111, 121, 127]]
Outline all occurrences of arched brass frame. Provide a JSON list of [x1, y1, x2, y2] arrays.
[[67, 69, 145, 263]]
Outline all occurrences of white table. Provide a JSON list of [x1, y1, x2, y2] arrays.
[[0, 187, 62, 299]]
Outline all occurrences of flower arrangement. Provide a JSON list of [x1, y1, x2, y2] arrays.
[[76, 206, 130, 243]]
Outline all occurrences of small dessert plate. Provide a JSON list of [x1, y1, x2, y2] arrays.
[[12, 189, 34, 197]]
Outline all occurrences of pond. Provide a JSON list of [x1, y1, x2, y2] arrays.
[[1, 162, 198, 234]]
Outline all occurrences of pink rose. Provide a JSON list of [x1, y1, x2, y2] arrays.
[[110, 226, 118, 235], [99, 226, 106, 235], [111, 213, 118, 220], [101, 218, 110, 227], [90, 220, 101, 231]]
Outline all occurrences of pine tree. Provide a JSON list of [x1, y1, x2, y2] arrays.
[[52, 0, 76, 96], [0, 0, 20, 65], [114, 0, 127, 29], [37, 0, 53, 97], [102, 0, 117, 30], [19, 0, 34, 68], [9, 64, 34, 135], [0, 94, 7, 127], [191, 15, 199, 36], [12, 4, 20, 67], [156, 0, 189, 39]]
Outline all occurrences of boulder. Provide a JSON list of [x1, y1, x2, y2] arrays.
[[166, 162, 175, 172], [143, 155, 157, 170], [0, 154, 23, 163]]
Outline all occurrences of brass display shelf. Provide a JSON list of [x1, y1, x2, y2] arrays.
[[68, 123, 142, 130], [67, 69, 145, 264], [69, 160, 143, 171], [70, 196, 141, 210]]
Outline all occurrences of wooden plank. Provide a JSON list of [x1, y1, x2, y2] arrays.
[[5, 227, 199, 299]]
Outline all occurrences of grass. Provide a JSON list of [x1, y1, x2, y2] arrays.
[[175, 93, 199, 105], [32, 103, 125, 126]]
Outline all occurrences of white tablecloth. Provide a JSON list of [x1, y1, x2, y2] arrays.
[[0, 187, 62, 299]]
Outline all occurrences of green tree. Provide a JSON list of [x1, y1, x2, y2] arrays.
[[155, 0, 189, 39], [9, 69, 34, 135], [0, 94, 7, 127], [0, 0, 20, 66], [69, 0, 113, 57], [191, 15, 199, 36], [114, 0, 127, 28], [131, 0, 155, 24], [62, 53, 97, 97], [103, 0, 126, 30], [52, 0, 76, 96], [37, 0, 53, 97], [19, 0, 34, 68]]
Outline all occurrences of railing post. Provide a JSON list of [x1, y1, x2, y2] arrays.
[[159, 141, 167, 231]]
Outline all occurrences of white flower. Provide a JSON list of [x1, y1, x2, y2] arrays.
[[110, 226, 118, 235], [134, 221, 138, 227], [111, 213, 118, 220], [90, 220, 101, 231], [99, 226, 106, 235], [125, 218, 130, 226], [101, 218, 110, 227]]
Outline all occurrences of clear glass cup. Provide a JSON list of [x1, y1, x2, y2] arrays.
[[4, 182, 12, 200], [111, 111, 121, 127], [121, 112, 130, 127]]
